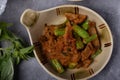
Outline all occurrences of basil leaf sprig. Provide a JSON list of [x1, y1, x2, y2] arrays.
[[0, 22, 34, 80]]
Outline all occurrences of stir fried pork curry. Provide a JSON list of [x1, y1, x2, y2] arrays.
[[39, 13, 102, 73]]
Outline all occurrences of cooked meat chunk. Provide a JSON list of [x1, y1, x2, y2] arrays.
[[83, 59, 92, 68], [64, 21, 73, 43], [65, 13, 87, 24], [88, 42, 96, 54], [71, 53, 81, 63], [81, 43, 95, 61], [88, 21, 101, 49]]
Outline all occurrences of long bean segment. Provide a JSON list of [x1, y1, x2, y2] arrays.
[[82, 20, 89, 30], [68, 62, 77, 69], [54, 28, 65, 36], [84, 34, 97, 44], [73, 24, 89, 39], [51, 59, 64, 73], [73, 32, 84, 50], [91, 49, 102, 59], [76, 40, 84, 50]]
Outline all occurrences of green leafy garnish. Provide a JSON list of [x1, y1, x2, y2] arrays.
[[0, 22, 34, 80], [0, 56, 14, 80]]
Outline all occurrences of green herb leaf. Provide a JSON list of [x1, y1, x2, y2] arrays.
[[20, 46, 33, 55], [19, 46, 34, 59], [0, 22, 12, 29], [13, 40, 24, 49], [0, 56, 14, 80], [0, 22, 34, 80], [0, 22, 13, 41]]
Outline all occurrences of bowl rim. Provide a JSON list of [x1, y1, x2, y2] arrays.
[[21, 4, 113, 80]]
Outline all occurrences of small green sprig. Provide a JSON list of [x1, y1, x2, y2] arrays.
[[0, 22, 34, 80]]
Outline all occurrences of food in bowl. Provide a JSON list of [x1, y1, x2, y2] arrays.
[[39, 12, 102, 73], [20, 5, 113, 80]]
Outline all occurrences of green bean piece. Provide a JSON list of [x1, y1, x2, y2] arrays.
[[91, 49, 102, 59], [82, 20, 89, 30], [76, 40, 84, 50], [51, 59, 64, 73], [73, 32, 80, 39], [54, 28, 65, 36], [68, 62, 77, 69], [84, 34, 97, 44], [73, 32, 84, 49], [73, 24, 89, 39]]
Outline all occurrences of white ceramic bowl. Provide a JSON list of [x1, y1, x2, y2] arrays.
[[20, 5, 113, 80]]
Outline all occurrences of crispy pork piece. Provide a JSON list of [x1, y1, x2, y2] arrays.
[[88, 21, 101, 49], [64, 21, 73, 43], [65, 13, 87, 24], [71, 53, 81, 63], [83, 59, 92, 68], [81, 43, 95, 61], [88, 42, 96, 55], [57, 53, 70, 67]]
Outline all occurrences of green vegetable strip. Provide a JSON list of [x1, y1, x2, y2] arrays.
[[68, 62, 77, 69], [73, 24, 89, 39], [54, 28, 65, 36], [51, 59, 64, 73], [91, 49, 102, 59], [76, 40, 84, 50], [73, 32, 84, 50], [73, 32, 79, 39], [82, 20, 89, 30], [84, 34, 97, 44]]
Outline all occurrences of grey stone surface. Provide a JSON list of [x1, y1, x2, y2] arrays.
[[0, 0, 120, 80]]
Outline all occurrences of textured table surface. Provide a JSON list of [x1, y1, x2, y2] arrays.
[[0, 0, 120, 80]]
